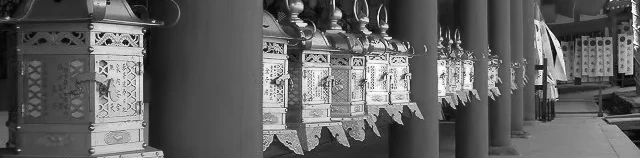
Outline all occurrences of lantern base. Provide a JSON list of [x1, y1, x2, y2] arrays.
[[0, 147, 164, 158]]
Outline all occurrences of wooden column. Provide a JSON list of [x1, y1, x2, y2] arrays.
[[457, 0, 489, 157], [488, 0, 518, 155], [523, 0, 537, 123], [511, 0, 526, 136], [147, 0, 263, 157], [388, 0, 439, 157]]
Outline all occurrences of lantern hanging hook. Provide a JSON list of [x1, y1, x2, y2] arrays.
[[353, 0, 369, 22], [161, 0, 182, 28], [376, 4, 387, 28], [301, 19, 317, 41], [0, 0, 36, 23]]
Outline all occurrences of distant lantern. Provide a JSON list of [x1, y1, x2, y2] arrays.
[[282, 0, 350, 152], [0, 0, 172, 157], [361, 2, 423, 126]]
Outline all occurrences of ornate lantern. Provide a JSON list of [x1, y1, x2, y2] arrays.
[[0, 0, 169, 157], [488, 54, 502, 100], [362, 2, 422, 125], [455, 30, 476, 104], [321, 0, 369, 141], [261, 10, 304, 155], [437, 26, 450, 105], [284, 0, 350, 151]]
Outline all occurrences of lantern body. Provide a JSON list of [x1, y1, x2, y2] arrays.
[[262, 38, 290, 130], [365, 54, 390, 105], [329, 54, 366, 118], [261, 10, 304, 155], [287, 50, 333, 123], [388, 55, 411, 104], [1, 0, 166, 157], [6, 22, 161, 157]]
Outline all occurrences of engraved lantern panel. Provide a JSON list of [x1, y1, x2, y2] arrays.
[[365, 54, 390, 105], [288, 51, 333, 123], [330, 55, 366, 117], [262, 40, 289, 130], [13, 23, 146, 156], [389, 55, 410, 104]]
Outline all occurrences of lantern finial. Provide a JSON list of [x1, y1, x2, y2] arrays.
[[287, 0, 307, 27], [353, 0, 371, 35], [326, 0, 343, 30], [377, 4, 390, 39]]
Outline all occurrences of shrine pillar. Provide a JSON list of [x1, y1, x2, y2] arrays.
[[457, 0, 489, 158], [510, 0, 527, 138], [523, 0, 537, 123], [488, 0, 518, 155], [388, 0, 440, 158], [147, 0, 263, 157]]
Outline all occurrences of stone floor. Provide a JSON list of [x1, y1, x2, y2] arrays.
[[440, 86, 640, 158]]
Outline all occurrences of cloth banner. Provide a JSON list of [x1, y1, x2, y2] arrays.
[[619, 34, 627, 74], [582, 36, 590, 76], [604, 37, 614, 76], [588, 37, 597, 77], [596, 37, 604, 76], [563, 41, 574, 80], [546, 25, 568, 81], [574, 39, 582, 78], [625, 34, 634, 75]]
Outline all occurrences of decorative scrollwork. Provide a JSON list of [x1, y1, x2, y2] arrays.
[[385, 106, 404, 125], [406, 103, 424, 119], [365, 117, 381, 137], [302, 126, 322, 151], [22, 32, 87, 46], [263, 42, 285, 55], [104, 130, 132, 145], [94, 32, 142, 47], [263, 134, 274, 151], [327, 125, 350, 147], [330, 57, 349, 66], [342, 120, 366, 141], [305, 54, 329, 63], [35, 133, 73, 147], [264, 130, 304, 155], [25, 60, 44, 118]]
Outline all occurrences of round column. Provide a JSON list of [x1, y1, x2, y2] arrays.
[[388, 0, 439, 157], [457, 0, 489, 157], [523, 0, 537, 123], [510, 0, 527, 137], [147, 0, 263, 157], [488, 0, 518, 155]]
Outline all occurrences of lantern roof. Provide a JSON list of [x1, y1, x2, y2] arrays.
[[263, 10, 298, 40], [325, 31, 367, 55], [306, 27, 338, 52], [8, 0, 162, 26]]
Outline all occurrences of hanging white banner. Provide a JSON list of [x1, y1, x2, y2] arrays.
[[619, 34, 627, 74], [604, 37, 614, 76], [574, 38, 582, 78]]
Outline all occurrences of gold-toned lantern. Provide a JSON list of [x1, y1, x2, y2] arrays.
[[1, 0, 166, 157], [322, 0, 369, 141], [284, 0, 350, 151], [362, 2, 422, 126], [261, 10, 304, 155]]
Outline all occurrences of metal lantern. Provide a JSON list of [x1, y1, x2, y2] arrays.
[[437, 26, 450, 104], [261, 10, 304, 155], [1, 0, 165, 157], [362, 3, 422, 126], [322, 0, 369, 141], [284, 0, 350, 151]]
